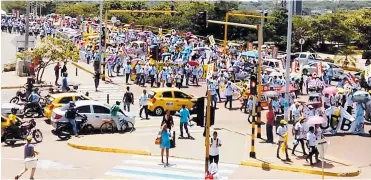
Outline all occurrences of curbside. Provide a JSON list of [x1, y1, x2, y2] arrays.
[[67, 142, 151, 156], [241, 160, 360, 177]]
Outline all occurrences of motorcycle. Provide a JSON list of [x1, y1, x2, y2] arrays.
[[9, 90, 28, 104], [24, 102, 45, 118], [1, 119, 43, 146], [51, 114, 94, 140]]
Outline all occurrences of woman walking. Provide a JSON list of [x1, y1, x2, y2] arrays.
[[160, 124, 171, 167]]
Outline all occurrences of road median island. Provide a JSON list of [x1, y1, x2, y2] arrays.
[[240, 138, 360, 177]]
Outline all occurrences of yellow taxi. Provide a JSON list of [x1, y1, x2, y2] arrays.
[[148, 88, 198, 116], [44, 93, 90, 119]]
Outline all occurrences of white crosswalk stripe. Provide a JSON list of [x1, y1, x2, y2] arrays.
[[103, 155, 239, 179]]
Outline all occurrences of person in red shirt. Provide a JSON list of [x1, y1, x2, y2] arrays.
[[266, 105, 275, 143]]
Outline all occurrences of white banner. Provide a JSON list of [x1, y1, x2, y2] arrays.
[[300, 106, 356, 137]]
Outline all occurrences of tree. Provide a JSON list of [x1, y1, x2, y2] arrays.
[[56, 3, 98, 18], [1, 1, 27, 13], [264, 8, 288, 50], [17, 37, 79, 83]]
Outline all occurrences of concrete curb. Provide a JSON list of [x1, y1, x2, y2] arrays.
[[1, 84, 53, 90], [241, 160, 361, 177], [67, 142, 151, 156]]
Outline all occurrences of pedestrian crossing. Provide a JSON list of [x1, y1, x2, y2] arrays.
[[103, 155, 239, 179]]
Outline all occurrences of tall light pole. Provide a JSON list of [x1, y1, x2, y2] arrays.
[[25, 1, 31, 51], [97, 0, 103, 72], [284, 0, 293, 121]]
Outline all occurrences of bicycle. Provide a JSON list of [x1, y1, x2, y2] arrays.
[[100, 116, 135, 134]]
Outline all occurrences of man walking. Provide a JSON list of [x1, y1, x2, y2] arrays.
[[292, 117, 308, 156], [94, 70, 100, 92], [265, 105, 274, 143], [209, 131, 222, 165], [54, 62, 60, 85], [139, 90, 149, 119], [123, 86, 134, 112], [15, 136, 38, 180], [305, 126, 319, 165], [179, 105, 191, 138], [125, 62, 131, 84], [276, 120, 290, 161]]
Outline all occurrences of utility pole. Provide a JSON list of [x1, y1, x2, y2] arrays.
[[97, 0, 103, 72], [25, 1, 31, 51], [284, 0, 293, 122]]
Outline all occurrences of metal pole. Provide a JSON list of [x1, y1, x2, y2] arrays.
[[25, 1, 31, 50], [322, 145, 325, 180], [301, 44, 303, 52], [102, 10, 108, 81], [284, 0, 293, 121], [257, 24, 263, 139], [98, 0, 103, 72], [205, 90, 211, 174], [223, 13, 229, 55], [249, 95, 256, 158], [39, 4, 42, 16]]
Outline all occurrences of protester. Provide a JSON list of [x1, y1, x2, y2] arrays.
[[123, 86, 134, 112], [276, 120, 290, 161], [209, 131, 222, 165], [15, 136, 38, 180], [179, 105, 191, 138], [292, 117, 308, 156], [139, 89, 149, 119], [305, 126, 319, 165], [160, 124, 171, 167], [265, 105, 274, 143]]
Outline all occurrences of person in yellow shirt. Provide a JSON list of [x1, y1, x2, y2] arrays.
[[3, 108, 21, 138], [240, 84, 249, 113]]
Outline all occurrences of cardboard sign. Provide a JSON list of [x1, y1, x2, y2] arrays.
[[209, 35, 215, 46]]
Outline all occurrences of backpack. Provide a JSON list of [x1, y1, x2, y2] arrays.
[[65, 108, 76, 119]]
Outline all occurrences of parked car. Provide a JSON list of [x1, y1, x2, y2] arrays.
[[44, 93, 90, 120], [302, 62, 344, 79], [1, 103, 24, 118], [147, 88, 198, 116], [50, 100, 135, 130], [295, 52, 323, 65], [262, 58, 285, 74]]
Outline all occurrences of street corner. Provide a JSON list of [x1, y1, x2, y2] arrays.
[[240, 158, 361, 177], [66, 134, 152, 156]]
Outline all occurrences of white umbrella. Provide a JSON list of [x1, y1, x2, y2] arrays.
[[263, 91, 279, 97], [269, 71, 282, 77]]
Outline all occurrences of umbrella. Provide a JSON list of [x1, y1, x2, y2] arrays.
[[263, 91, 279, 97], [241, 51, 258, 58], [322, 86, 337, 95], [307, 80, 326, 88], [278, 84, 296, 93], [188, 61, 199, 66], [352, 91, 369, 103], [306, 116, 327, 125], [269, 71, 282, 77]]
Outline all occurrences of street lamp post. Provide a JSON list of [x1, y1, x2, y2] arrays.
[[284, 0, 293, 121], [97, 0, 103, 73]]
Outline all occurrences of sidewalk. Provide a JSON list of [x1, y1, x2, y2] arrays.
[[67, 126, 361, 177]]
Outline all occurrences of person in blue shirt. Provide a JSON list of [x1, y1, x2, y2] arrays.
[[149, 64, 157, 87], [28, 89, 43, 117], [135, 63, 142, 85], [209, 80, 217, 108], [179, 105, 191, 138], [125, 62, 131, 84]]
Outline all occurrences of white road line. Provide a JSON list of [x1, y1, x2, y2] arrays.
[[131, 155, 239, 169], [104, 171, 172, 180]]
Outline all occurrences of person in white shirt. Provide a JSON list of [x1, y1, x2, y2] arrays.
[[175, 72, 182, 89], [291, 103, 301, 123], [305, 126, 319, 165], [276, 120, 290, 161], [224, 81, 233, 109], [139, 90, 149, 119], [216, 75, 226, 102], [292, 117, 308, 156], [209, 131, 222, 165]]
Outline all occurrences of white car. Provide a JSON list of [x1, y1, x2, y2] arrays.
[[302, 62, 344, 79], [1, 103, 24, 118], [50, 100, 135, 129]]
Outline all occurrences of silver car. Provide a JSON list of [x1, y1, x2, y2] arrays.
[[302, 62, 344, 79]]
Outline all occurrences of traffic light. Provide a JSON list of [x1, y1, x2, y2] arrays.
[[171, 4, 175, 16], [264, 12, 268, 23], [198, 10, 208, 28], [101, 27, 106, 47], [194, 97, 205, 126], [250, 75, 257, 95]]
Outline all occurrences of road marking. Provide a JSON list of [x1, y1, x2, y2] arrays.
[[2, 158, 78, 170]]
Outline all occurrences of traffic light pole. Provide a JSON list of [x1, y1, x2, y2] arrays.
[[97, 0, 103, 73], [256, 24, 263, 139], [205, 90, 211, 174], [102, 10, 108, 81]]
